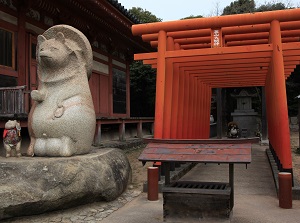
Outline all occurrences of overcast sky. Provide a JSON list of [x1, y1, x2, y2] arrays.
[[118, 0, 300, 21]]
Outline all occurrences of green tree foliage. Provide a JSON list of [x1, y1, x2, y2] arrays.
[[286, 67, 300, 116], [181, 15, 203, 20], [222, 0, 255, 15], [256, 2, 286, 12], [130, 61, 156, 117], [128, 7, 161, 117], [129, 7, 162, 23]]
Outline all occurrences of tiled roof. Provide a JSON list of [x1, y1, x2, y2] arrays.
[[107, 0, 141, 24]]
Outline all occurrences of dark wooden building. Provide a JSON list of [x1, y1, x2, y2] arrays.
[[0, 0, 153, 141]]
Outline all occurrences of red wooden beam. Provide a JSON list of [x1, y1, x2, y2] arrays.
[[132, 8, 300, 35]]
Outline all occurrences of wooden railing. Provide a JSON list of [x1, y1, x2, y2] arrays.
[[0, 86, 26, 116]]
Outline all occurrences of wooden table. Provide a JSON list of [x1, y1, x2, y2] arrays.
[[139, 138, 257, 209]]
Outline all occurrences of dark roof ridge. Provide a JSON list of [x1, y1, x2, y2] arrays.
[[107, 0, 141, 24]]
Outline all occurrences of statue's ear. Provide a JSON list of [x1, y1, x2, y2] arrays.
[[38, 35, 47, 43], [55, 32, 65, 43]]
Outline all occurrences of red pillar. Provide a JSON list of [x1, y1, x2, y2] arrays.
[[170, 63, 179, 139], [154, 30, 167, 139], [163, 37, 175, 138], [267, 20, 292, 170], [177, 67, 185, 139], [196, 80, 201, 138], [187, 76, 194, 138], [199, 82, 205, 138], [182, 71, 190, 138], [193, 78, 198, 138], [206, 85, 212, 138], [203, 85, 209, 138]]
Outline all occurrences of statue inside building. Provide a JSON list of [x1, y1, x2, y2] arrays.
[[27, 25, 96, 157]]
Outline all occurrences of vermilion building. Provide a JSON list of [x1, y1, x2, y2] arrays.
[[0, 0, 153, 141]]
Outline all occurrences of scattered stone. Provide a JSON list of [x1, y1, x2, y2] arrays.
[[84, 216, 95, 221], [70, 216, 79, 222]]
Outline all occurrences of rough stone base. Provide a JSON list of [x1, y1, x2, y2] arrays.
[[0, 148, 131, 220]]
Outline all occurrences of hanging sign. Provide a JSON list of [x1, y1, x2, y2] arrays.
[[211, 29, 223, 48]]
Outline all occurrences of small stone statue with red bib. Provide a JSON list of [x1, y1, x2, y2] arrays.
[[3, 120, 22, 157]]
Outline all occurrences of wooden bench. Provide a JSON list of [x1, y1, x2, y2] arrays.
[[139, 138, 258, 221]]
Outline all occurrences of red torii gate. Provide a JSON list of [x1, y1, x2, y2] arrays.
[[131, 9, 300, 173]]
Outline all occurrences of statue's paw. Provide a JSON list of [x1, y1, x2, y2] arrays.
[[31, 90, 44, 102], [30, 90, 39, 99], [27, 142, 35, 156], [30, 90, 45, 102], [54, 106, 65, 118]]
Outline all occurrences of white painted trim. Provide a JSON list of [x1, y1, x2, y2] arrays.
[[112, 59, 126, 69], [93, 51, 108, 62], [0, 10, 17, 25], [93, 60, 109, 74], [25, 22, 44, 35]]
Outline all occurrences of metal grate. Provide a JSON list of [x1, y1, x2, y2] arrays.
[[170, 181, 227, 190]]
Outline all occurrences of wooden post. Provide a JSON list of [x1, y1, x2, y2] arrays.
[[164, 162, 171, 185], [229, 164, 234, 209], [137, 121, 142, 138], [196, 80, 201, 138], [261, 87, 268, 141], [177, 67, 185, 139], [206, 86, 212, 138], [267, 20, 292, 170], [170, 64, 179, 139], [187, 77, 194, 138], [182, 72, 190, 138], [119, 121, 125, 141], [94, 123, 102, 145], [193, 79, 198, 138], [154, 30, 167, 139], [170, 44, 181, 139], [163, 36, 174, 138], [148, 167, 159, 201], [17, 5, 26, 87], [278, 172, 292, 208], [217, 88, 223, 139], [298, 97, 300, 149]]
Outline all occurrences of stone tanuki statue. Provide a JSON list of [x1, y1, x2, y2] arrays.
[[27, 25, 96, 157], [3, 120, 22, 157]]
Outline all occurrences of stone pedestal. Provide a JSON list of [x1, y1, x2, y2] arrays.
[[231, 89, 259, 137], [231, 110, 258, 137], [0, 148, 131, 220]]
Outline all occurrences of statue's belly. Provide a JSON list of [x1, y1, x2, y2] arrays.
[[31, 94, 95, 139]]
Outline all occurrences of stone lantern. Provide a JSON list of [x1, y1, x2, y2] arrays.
[[231, 89, 258, 137]]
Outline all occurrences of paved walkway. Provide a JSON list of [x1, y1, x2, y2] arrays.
[[3, 143, 300, 222]]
